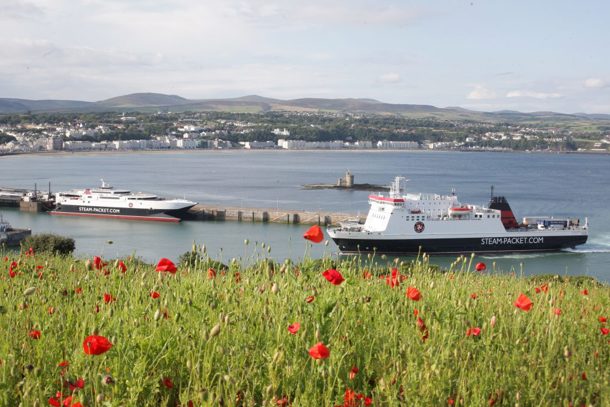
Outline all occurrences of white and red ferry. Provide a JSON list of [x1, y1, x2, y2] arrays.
[[327, 177, 588, 254], [50, 180, 196, 223]]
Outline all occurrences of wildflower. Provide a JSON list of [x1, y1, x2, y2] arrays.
[[287, 322, 301, 335], [599, 316, 607, 323], [581, 289, 589, 296], [470, 293, 478, 299], [406, 286, 422, 301], [29, 329, 41, 339], [150, 291, 160, 299], [162, 377, 174, 389], [322, 269, 344, 285], [514, 293, 533, 311], [68, 378, 85, 391], [553, 308, 562, 316], [82, 335, 113, 355], [344, 388, 357, 406], [303, 225, 324, 243], [207, 268, 216, 279], [308, 342, 330, 359], [58, 360, 69, 367], [475, 262, 486, 272], [601, 327, 610, 336], [362, 270, 372, 279], [156, 258, 177, 273], [9, 269, 16, 278], [103, 293, 114, 304], [305, 295, 315, 303], [117, 260, 127, 273], [416, 317, 429, 341], [535, 283, 549, 293], [349, 366, 359, 380], [93, 256, 103, 270], [75, 287, 82, 294], [386, 268, 400, 288], [466, 327, 482, 337]]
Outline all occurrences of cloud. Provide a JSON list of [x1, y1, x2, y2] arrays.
[[466, 85, 496, 100], [0, 0, 45, 20], [506, 90, 561, 99], [583, 78, 607, 89], [379, 73, 401, 83]]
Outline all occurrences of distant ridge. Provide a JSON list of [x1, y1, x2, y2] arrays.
[[97, 93, 189, 108], [1, 92, 609, 122]]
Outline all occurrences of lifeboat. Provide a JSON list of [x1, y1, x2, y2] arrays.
[[449, 206, 472, 218]]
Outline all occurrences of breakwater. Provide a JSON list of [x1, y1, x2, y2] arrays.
[[186, 204, 363, 225]]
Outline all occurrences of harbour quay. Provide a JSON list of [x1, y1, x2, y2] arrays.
[[186, 204, 362, 226]]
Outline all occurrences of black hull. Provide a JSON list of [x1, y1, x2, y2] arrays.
[[331, 235, 588, 254], [51, 204, 196, 222]]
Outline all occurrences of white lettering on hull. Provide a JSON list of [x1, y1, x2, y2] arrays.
[[481, 237, 544, 245], [78, 207, 121, 214]]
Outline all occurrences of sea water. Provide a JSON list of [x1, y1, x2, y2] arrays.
[[1, 150, 608, 282]]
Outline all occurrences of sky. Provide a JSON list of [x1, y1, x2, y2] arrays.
[[0, 0, 609, 113]]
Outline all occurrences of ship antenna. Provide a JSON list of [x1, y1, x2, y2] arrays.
[[491, 185, 494, 200]]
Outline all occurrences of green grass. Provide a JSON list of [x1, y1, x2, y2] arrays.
[[1, 247, 608, 406]]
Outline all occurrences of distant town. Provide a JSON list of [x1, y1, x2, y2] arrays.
[[1, 109, 609, 154]]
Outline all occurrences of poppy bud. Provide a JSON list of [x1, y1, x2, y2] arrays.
[[23, 287, 36, 296], [69, 264, 75, 272], [154, 309, 161, 321], [490, 316, 497, 328], [186, 360, 192, 370], [209, 323, 221, 338], [271, 283, 279, 294], [96, 394, 104, 403], [224, 315, 230, 325], [85, 260, 92, 270]]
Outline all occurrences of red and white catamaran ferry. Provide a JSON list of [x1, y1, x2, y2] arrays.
[[327, 177, 588, 254], [50, 180, 197, 223]]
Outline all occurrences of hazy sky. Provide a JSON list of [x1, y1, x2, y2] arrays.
[[1, 0, 608, 113]]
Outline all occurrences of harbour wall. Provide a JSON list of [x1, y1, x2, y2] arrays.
[[186, 204, 363, 225]]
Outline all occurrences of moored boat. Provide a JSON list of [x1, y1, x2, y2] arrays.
[[50, 180, 197, 223], [0, 215, 31, 247], [327, 177, 588, 254]]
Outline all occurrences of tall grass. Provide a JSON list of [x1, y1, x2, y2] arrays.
[[1, 246, 608, 406]]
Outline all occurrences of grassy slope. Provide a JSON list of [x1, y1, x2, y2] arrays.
[[1, 249, 608, 406]]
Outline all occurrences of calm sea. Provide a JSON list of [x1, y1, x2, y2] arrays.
[[1, 150, 609, 282]]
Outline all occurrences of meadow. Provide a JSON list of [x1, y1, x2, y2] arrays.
[[1, 241, 608, 406]]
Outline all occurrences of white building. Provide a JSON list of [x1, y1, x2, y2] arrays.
[[376, 140, 419, 150]]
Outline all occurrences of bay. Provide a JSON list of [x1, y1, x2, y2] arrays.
[[1, 150, 609, 282]]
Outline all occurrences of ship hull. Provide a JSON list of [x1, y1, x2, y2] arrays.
[[330, 234, 588, 254], [50, 204, 195, 223]]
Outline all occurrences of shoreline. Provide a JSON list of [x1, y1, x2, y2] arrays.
[[2, 148, 609, 158]]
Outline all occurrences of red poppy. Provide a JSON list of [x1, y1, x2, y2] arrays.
[[413, 309, 419, 316], [305, 295, 315, 303], [9, 270, 16, 278], [155, 258, 177, 273], [207, 268, 216, 279], [308, 342, 330, 359], [514, 293, 533, 311], [416, 317, 429, 341], [344, 388, 356, 406], [601, 327, 610, 336], [364, 397, 373, 406], [475, 262, 486, 272], [599, 316, 607, 324], [68, 378, 85, 391], [322, 269, 344, 285], [48, 395, 61, 407], [466, 327, 481, 337], [82, 335, 113, 355], [103, 293, 114, 304], [349, 366, 359, 380], [581, 289, 589, 296], [276, 397, 289, 406], [150, 291, 160, 299], [406, 286, 422, 301], [75, 287, 82, 294], [535, 283, 549, 294], [287, 322, 301, 335], [93, 256, 103, 270], [303, 225, 324, 243], [362, 270, 372, 279], [470, 293, 478, 299], [117, 260, 127, 273], [71, 403, 83, 407], [162, 377, 174, 389], [386, 268, 400, 288], [553, 308, 562, 316], [58, 360, 69, 367], [29, 329, 41, 339]]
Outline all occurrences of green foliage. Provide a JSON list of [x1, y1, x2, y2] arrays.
[[1, 250, 608, 406], [22, 233, 75, 255]]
